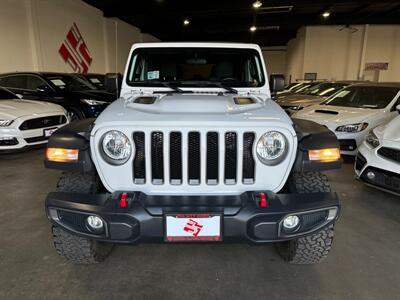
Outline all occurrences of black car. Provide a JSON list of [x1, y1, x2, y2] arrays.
[[77, 73, 105, 89], [76, 73, 121, 98], [0, 72, 116, 121]]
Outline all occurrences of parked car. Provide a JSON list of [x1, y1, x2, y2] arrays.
[[277, 81, 323, 97], [76, 73, 105, 89], [293, 83, 400, 155], [277, 81, 355, 114], [277, 81, 310, 95], [0, 87, 68, 151], [0, 72, 116, 121], [43, 42, 341, 265], [355, 111, 400, 195]]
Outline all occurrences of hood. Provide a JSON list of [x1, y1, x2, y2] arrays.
[[95, 93, 292, 126], [71, 90, 116, 102], [375, 115, 400, 142], [277, 94, 324, 107], [293, 104, 382, 129], [0, 99, 64, 119]]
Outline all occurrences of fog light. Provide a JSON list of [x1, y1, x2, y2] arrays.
[[283, 215, 300, 230], [86, 215, 104, 233], [367, 171, 375, 180]]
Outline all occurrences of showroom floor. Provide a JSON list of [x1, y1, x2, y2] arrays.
[[0, 149, 399, 300]]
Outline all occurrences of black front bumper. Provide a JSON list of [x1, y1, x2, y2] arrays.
[[45, 191, 340, 244]]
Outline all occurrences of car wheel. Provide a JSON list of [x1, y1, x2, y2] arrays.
[[66, 108, 84, 122]]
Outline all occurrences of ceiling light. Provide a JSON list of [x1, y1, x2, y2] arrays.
[[253, 1, 262, 9], [183, 19, 190, 26], [322, 11, 330, 18], [250, 26, 257, 32]]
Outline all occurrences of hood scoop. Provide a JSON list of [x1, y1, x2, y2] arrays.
[[314, 109, 339, 115], [133, 96, 157, 104], [234, 97, 256, 105]]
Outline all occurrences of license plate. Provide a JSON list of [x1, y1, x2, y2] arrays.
[[44, 127, 58, 137], [165, 214, 222, 242]]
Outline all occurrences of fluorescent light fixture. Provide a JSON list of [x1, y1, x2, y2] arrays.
[[183, 19, 190, 25], [250, 26, 257, 32]]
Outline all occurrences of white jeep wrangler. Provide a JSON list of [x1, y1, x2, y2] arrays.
[[44, 42, 341, 264]]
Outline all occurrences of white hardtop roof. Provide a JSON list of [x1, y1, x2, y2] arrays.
[[131, 42, 262, 50]]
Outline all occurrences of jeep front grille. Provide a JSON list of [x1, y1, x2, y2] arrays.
[[132, 131, 255, 186]]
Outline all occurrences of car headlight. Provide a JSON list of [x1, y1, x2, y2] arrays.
[[256, 131, 288, 165], [365, 130, 380, 149], [335, 123, 368, 133], [81, 99, 109, 105], [0, 120, 13, 126], [101, 130, 133, 164]]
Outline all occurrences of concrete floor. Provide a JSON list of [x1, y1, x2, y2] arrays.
[[0, 148, 399, 300]]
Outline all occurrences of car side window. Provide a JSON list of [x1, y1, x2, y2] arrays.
[[0, 75, 27, 89], [26, 75, 48, 90]]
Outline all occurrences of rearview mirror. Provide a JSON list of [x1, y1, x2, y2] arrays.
[[105, 73, 122, 97]]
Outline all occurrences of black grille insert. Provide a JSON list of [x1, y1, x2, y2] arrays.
[[151, 132, 164, 184], [378, 147, 400, 163], [243, 132, 255, 183], [170, 132, 182, 184], [224, 132, 237, 184], [133, 132, 146, 183], [19, 115, 67, 130], [206, 132, 219, 184], [0, 138, 19, 146], [188, 132, 201, 184]]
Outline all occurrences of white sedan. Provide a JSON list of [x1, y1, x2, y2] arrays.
[[292, 83, 400, 155], [0, 87, 69, 151], [355, 112, 400, 195]]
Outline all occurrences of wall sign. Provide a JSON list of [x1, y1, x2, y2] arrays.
[[365, 63, 389, 71], [59, 23, 92, 73]]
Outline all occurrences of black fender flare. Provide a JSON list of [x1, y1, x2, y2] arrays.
[[44, 118, 95, 172], [292, 119, 342, 172]]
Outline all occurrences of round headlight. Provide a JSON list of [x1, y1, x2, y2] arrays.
[[256, 131, 287, 165], [101, 130, 132, 164]]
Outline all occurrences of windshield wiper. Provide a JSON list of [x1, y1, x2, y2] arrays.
[[180, 80, 238, 94]]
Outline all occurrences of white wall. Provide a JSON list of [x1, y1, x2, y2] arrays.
[[262, 47, 286, 76], [0, 0, 159, 74], [285, 25, 400, 83]]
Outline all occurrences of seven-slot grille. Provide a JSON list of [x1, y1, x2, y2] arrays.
[[19, 115, 67, 130], [132, 131, 256, 185]]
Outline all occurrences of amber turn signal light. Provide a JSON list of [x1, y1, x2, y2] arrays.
[[46, 148, 79, 162], [308, 148, 340, 162]]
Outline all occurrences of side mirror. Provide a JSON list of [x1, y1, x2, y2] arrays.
[[105, 73, 122, 97], [15, 94, 23, 99], [269, 74, 285, 94], [36, 85, 51, 95]]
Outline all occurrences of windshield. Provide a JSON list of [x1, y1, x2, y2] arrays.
[[127, 48, 265, 88], [323, 86, 400, 109], [301, 82, 348, 97], [0, 88, 17, 100], [44, 74, 97, 91]]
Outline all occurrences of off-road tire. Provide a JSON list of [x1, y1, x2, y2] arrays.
[[276, 171, 335, 264], [52, 171, 113, 264]]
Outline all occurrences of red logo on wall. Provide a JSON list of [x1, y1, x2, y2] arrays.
[[59, 23, 92, 73], [183, 219, 204, 237]]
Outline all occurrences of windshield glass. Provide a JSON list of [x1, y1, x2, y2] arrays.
[[44, 74, 97, 91], [301, 82, 348, 97], [323, 86, 400, 109], [127, 48, 265, 88], [0, 88, 17, 100]]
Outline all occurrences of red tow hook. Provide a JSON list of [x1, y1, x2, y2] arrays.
[[120, 192, 128, 208], [259, 192, 268, 208]]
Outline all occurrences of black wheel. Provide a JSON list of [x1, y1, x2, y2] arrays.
[[52, 171, 113, 264], [275, 172, 335, 264], [66, 108, 84, 122]]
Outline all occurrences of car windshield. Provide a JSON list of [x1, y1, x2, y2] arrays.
[[301, 82, 348, 97], [0, 88, 17, 100], [322, 86, 400, 109], [126, 48, 265, 88], [44, 74, 97, 91]]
